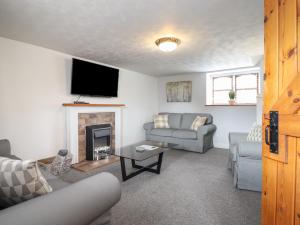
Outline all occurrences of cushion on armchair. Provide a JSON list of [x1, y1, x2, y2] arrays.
[[247, 123, 262, 142], [0, 157, 52, 208]]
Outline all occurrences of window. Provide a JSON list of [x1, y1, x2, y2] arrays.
[[206, 68, 260, 105]]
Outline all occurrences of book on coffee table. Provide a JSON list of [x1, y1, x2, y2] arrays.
[[136, 145, 159, 151]]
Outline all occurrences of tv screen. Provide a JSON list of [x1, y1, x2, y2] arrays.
[[71, 58, 119, 97]]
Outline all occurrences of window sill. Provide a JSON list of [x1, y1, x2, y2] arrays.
[[205, 104, 256, 106]]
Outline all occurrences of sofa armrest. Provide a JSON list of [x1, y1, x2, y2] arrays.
[[0, 139, 11, 157], [0, 172, 121, 225], [238, 141, 262, 160], [229, 132, 248, 145], [197, 124, 217, 136], [144, 122, 154, 130]]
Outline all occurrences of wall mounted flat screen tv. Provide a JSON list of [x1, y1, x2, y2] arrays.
[[71, 58, 119, 97]]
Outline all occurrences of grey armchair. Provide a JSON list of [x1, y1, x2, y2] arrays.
[[228, 133, 262, 192]]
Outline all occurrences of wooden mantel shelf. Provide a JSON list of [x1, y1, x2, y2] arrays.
[[62, 103, 126, 107], [205, 104, 256, 106]]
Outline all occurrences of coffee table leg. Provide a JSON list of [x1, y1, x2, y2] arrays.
[[156, 152, 164, 174], [120, 157, 127, 181], [120, 152, 165, 181], [131, 159, 136, 168]]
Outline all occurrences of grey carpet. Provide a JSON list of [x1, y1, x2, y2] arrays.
[[60, 148, 261, 225]]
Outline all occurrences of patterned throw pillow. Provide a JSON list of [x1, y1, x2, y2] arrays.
[[190, 116, 207, 131], [0, 157, 52, 207], [247, 123, 262, 142], [154, 115, 170, 128]]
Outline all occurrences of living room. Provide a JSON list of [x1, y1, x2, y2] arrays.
[[1, 1, 299, 225]]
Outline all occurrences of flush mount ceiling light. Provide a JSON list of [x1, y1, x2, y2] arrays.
[[155, 37, 181, 52]]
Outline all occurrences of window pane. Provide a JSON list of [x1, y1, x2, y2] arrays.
[[236, 90, 257, 103], [213, 91, 230, 104], [213, 77, 232, 90], [236, 74, 257, 89]]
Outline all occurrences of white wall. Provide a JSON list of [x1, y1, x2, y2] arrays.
[[256, 58, 264, 125], [158, 74, 257, 148], [0, 37, 159, 160]]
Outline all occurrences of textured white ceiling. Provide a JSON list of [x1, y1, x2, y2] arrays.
[[0, 0, 263, 76]]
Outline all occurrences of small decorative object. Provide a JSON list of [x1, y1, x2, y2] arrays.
[[228, 90, 236, 105], [49, 149, 72, 176], [166, 81, 192, 102]]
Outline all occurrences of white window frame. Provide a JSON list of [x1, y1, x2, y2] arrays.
[[206, 67, 261, 105]]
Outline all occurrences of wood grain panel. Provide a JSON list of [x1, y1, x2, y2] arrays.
[[279, 114, 300, 137], [262, 157, 278, 225], [298, 16, 300, 75], [276, 136, 297, 224], [272, 74, 300, 115], [264, 0, 279, 114], [295, 138, 300, 225], [278, 0, 298, 96]]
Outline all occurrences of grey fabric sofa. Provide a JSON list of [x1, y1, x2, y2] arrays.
[[144, 113, 216, 153], [0, 139, 121, 225], [228, 133, 262, 192]]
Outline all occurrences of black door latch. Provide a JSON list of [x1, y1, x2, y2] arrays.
[[265, 111, 278, 154]]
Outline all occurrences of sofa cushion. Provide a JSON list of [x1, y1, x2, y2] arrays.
[[172, 130, 197, 139], [150, 128, 175, 137], [181, 113, 213, 129], [0, 157, 52, 208], [247, 123, 262, 142], [190, 116, 207, 131], [159, 113, 182, 129], [154, 115, 170, 129]]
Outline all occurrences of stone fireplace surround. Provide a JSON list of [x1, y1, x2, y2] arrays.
[[64, 104, 123, 164]]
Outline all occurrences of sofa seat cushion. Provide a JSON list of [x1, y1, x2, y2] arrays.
[[150, 128, 175, 137], [172, 129, 197, 139]]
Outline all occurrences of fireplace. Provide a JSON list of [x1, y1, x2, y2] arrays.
[[86, 124, 112, 160]]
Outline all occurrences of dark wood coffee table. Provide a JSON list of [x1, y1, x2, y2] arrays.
[[111, 141, 169, 181]]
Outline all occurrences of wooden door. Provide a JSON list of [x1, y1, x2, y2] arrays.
[[262, 0, 300, 225]]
